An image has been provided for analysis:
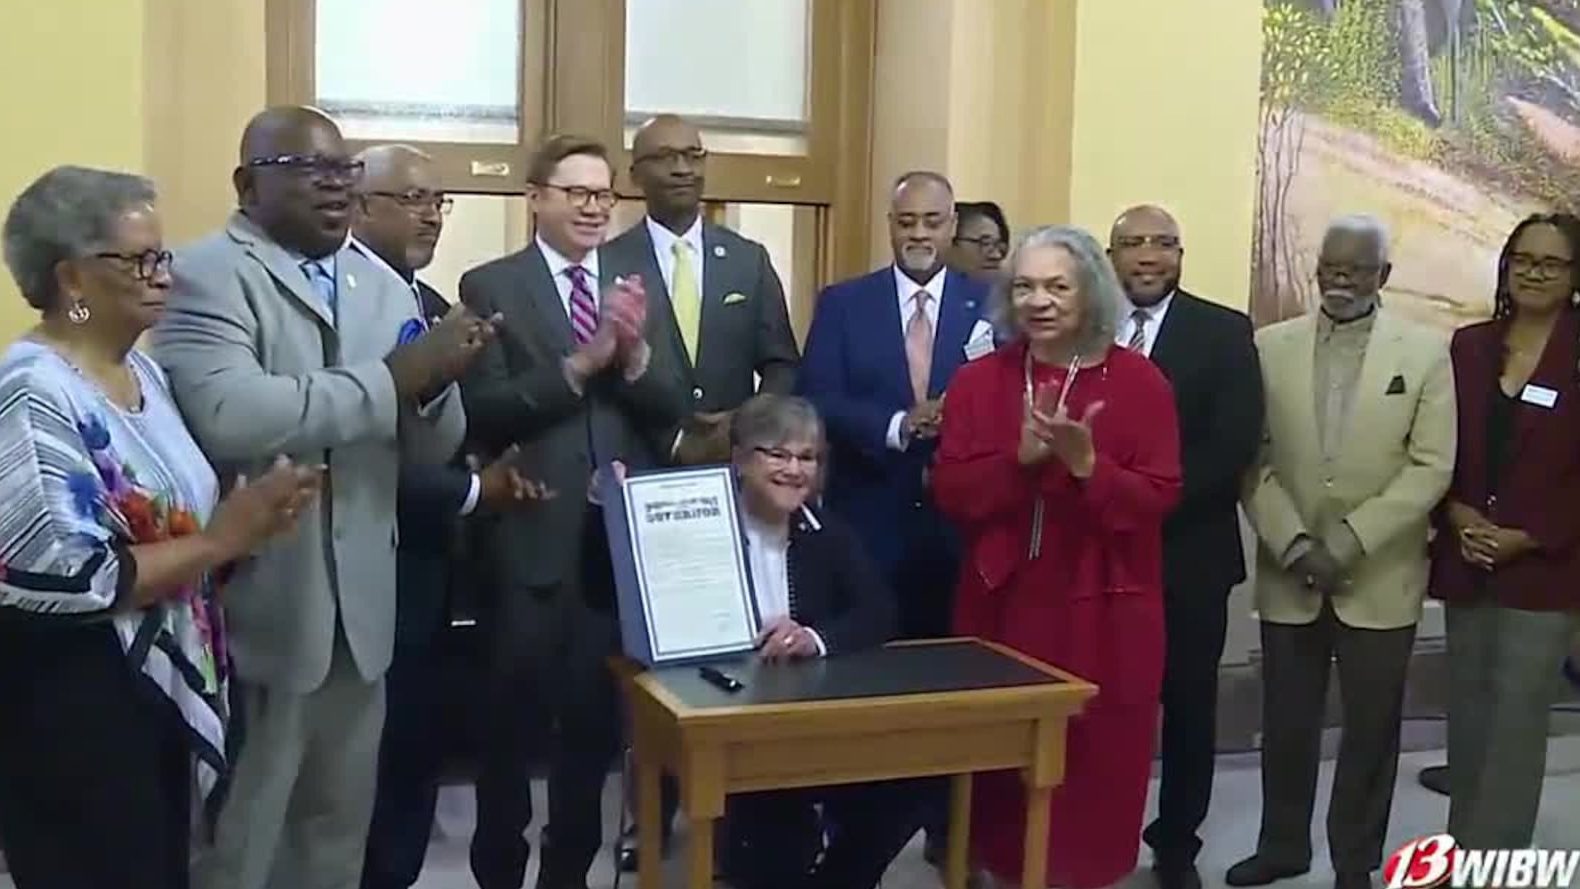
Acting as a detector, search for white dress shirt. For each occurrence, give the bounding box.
[347,236,479,515]
[536,235,601,319]
[743,507,827,656]
[1115,290,1175,358]
[645,215,705,297]
[886,265,947,450]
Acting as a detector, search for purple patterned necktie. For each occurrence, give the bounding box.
[567,265,597,344]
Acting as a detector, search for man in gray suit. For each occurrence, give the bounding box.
[601,113,801,869]
[602,114,799,466]
[460,134,689,889]
[151,106,488,889]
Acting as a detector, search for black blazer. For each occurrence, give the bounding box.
[783,505,896,654]
[1148,290,1264,594]
[395,280,474,646]
[459,243,691,590]
[602,220,800,423]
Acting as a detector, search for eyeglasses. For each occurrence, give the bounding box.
[634,147,708,166]
[363,190,454,216]
[1316,260,1383,279]
[246,154,366,183]
[1509,253,1573,278]
[954,235,1007,255]
[93,249,173,282]
[754,447,820,467]
[1112,234,1181,250]
[536,183,618,210]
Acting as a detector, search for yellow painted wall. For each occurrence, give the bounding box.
[1067,0,1263,310]
[0,0,148,343]
[871,0,1263,311]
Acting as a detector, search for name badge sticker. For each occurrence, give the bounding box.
[1520,383,1559,409]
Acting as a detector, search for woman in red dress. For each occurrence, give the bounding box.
[933,225,1181,888]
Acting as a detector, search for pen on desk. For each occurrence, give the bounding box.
[698,666,744,693]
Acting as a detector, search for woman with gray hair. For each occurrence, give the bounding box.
[933,225,1181,888]
[0,166,319,889]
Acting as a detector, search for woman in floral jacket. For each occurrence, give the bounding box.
[0,167,320,889]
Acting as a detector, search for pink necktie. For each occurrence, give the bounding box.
[906,290,934,403]
[567,265,597,344]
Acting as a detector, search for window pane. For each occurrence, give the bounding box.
[624,0,809,156]
[423,194,528,301]
[720,203,813,338]
[315,0,521,143]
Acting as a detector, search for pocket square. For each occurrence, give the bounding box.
[723,292,747,305]
[1386,374,1406,395]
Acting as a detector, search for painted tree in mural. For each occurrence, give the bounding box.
[1252,0,1580,327]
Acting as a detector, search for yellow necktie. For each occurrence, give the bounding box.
[671,240,701,363]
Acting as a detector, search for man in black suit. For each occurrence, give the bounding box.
[603,113,799,464]
[1108,205,1264,889]
[601,113,801,870]
[459,135,690,889]
[348,144,550,889]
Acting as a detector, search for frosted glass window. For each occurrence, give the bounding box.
[624,0,809,155]
[315,0,521,143]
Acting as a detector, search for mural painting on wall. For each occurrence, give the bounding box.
[1253,0,1580,328]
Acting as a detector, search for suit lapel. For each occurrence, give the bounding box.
[334,252,381,360]
[227,214,336,331]
[1148,292,1189,377]
[1338,310,1402,468]
[1282,315,1321,463]
[697,225,733,374]
[629,221,697,381]
[521,246,575,351]
[929,271,973,395]
[1510,311,1578,452]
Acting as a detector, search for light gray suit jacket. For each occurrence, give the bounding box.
[150,211,465,692]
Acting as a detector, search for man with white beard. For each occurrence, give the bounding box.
[1234,215,1456,889]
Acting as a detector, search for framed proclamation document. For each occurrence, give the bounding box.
[598,466,762,667]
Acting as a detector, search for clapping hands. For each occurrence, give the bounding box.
[1017,381,1104,477]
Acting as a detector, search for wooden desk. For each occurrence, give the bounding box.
[618,638,1095,889]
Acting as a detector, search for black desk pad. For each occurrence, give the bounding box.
[652,640,1061,710]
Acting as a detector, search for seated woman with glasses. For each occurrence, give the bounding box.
[1428,212,1580,850]
[948,201,1010,281]
[712,393,921,889]
[0,166,321,889]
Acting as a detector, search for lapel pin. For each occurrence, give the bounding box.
[713,245,726,258]
[347,273,357,289]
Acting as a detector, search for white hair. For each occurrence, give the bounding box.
[1324,214,1391,264]
[988,225,1121,356]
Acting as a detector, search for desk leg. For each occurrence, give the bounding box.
[1020,784,1051,889]
[946,773,972,889]
[688,817,715,889]
[637,758,663,889]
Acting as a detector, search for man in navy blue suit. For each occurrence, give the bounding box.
[796,170,991,863]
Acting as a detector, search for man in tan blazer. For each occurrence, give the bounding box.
[1231,215,1455,889]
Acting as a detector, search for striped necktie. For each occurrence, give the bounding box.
[1126,308,1149,352]
[566,265,597,344]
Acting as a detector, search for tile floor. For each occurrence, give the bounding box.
[5,737,1577,889]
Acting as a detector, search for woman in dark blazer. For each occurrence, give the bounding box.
[717,393,919,889]
[1429,213,1580,849]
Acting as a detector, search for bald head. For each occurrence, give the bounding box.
[888,171,956,281]
[630,114,705,229]
[355,144,432,191]
[238,105,342,165]
[351,144,444,276]
[1108,204,1183,305]
[1110,205,1179,245]
[232,105,355,259]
